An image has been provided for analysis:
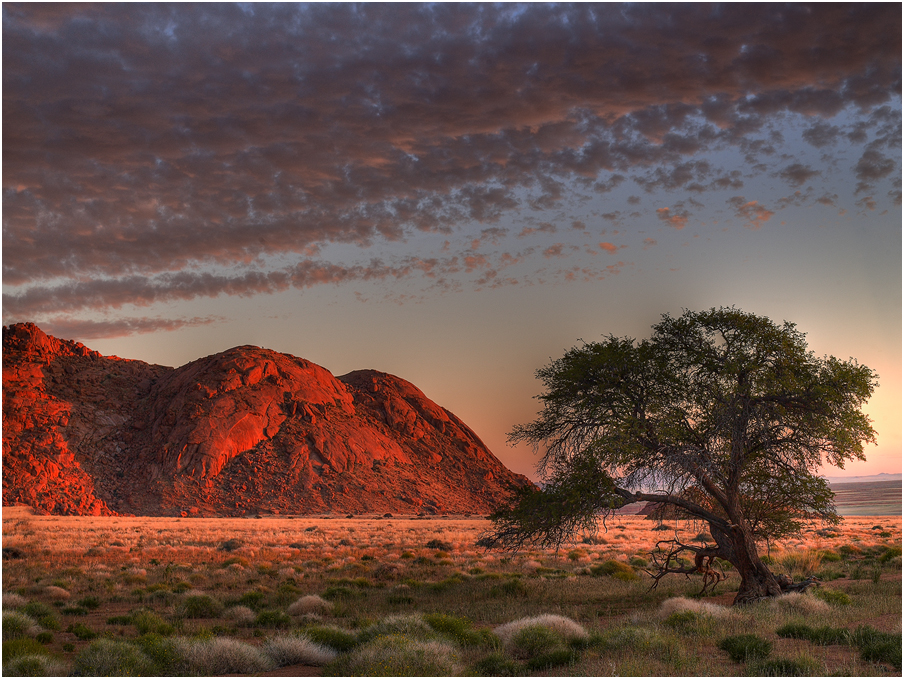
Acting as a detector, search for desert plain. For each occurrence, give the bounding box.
[2,506,901,676]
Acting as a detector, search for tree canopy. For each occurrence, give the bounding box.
[490,308,877,603]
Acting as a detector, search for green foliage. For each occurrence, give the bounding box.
[813,588,851,606]
[34,631,53,645]
[471,651,521,676]
[3,654,68,677]
[525,647,578,671]
[590,560,639,581]
[662,610,714,635]
[323,634,460,677]
[775,623,848,646]
[303,625,359,652]
[323,585,362,601]
[181,594,224,619]
[77,596,101,610]
[748,653,822,676]
[67,623,98,640]
[423,613,495,648]
[718,634,773,663]
[134,633,187,675]
[3,637,49,664]
[488,578,529,598]
[878,545,902,563]
[253,610,293,628]
[130,610,174,636]
[509,624,563,659]
[848,626,902,670]
[72,638,155,677]
[229,591,266,610]
[18,603,59,631]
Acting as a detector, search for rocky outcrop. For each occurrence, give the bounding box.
[3,323,530,516]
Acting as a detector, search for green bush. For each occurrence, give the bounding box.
[229,591,266,610]
[35,631,53,645]
[813,588,851,606]
[472,651,521,676]
[3,612,40,641]
[488,579,529,597]
[181,594,223,619]
[358,615,436,644]
[718,634,773,663]
[878,546,902,564]
[423,613,495,648]
[510,625,563,659]
[3,654,68,677]
[775,623,848,646]
[323,634,461,676]
[323,586,362,601]
[131,610,174,636]
[72,638,155,677]
[303,625,359,652]
[748,653,822,676]
[525,647,578,671]
[61,606,89,616]
[254,610,293,629]
[849,626,902,671]
[67,623,98,641]
[77,596,101,610]
[18,603,60,631]
[589,560,639,581]
[134,633,187,675]
[3,637,49,664]
[818,550,842,562]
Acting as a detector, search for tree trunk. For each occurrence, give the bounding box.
[709,521,782,605]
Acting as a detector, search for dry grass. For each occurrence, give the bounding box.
[1,509,899,676]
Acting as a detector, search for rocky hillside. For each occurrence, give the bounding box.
[2,323,530,516]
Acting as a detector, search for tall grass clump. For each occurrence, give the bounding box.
[718,634,773,663]
[323,635,461,676]
[180,593,224,619]
[658,597,731,619]
[3,654,68,677]
[288,594,332,616]
[423,613,496,648]
[3,611,41,640]
[18,603,60,632]
[3,637,49,664]
[263,633,337,666]
[493,614,589,650]
[748,652,823,676]
[849,626,902,671]
[778,550,823,577]
[768,592,831,615]
[71,638,155,677]
[302,624,359,652]
[590,560,639,581]
[2,593,28,609]
[358,614,436,643]
[471,651,520,676]
[178,637,275,675]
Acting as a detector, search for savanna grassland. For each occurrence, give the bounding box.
[2,508,901,676]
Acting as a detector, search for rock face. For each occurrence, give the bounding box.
[3,323,531,516]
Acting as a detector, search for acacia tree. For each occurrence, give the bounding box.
[489,308,877,604]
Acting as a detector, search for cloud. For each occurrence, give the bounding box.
[37,316,222,341]
[727,196,775,230]
[543,244,567,258]
[1,3,900,330]
[778,163,820,188]
[642,237,657,250]
[656,207,690,230]
[599,242,618,254]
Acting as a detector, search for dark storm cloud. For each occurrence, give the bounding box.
[3,3,901,322]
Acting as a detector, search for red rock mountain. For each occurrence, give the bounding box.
[2,323,530,516]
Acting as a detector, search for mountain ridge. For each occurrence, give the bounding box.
[2,323,530,516]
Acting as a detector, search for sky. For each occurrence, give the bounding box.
[3,3,901,481]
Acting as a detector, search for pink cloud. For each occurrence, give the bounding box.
[599,242,618,254]
[727,197,775,230]
[656,207,690,230]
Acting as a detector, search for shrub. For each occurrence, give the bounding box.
[358,614,436,643]
[17,603,59,631]
[3,612,41,640]
[748,653,822,676]
[849,626,902,671]
[658,597,731,619]
[589,560,638,581]
[178,637,275,675]
[719,634,773,663]
[4,654,68,677]
[494,614,588,650]
[818,550,842,562]
[35,631,53,645]
[426,539,453,551]
[134,633,187,675]
[508,624,563,659]
[131,610,174,636]
[813,588,851,606]
[472,651,520,676]
[219,538,243,552]
[254,610,293,629]
[488,579,529,597]
[67,623,97,641]
[71,638,155,677]
[663,610,714,635]
[525,647,578,671]
[181,594,223,619]
[303,625,359,652]
[224,605,256,625]
[423,612,495,648]
[775,623,848,646]
[779,551,823,577]
[323,634,461,676]
[2,593,28,609]
[322,586,361,601]
[769,592,830,615]
[288,594,332,616]
[77,596,101,610]
[263,633,337,666]
[3,637,49,663]
[878,546,902,564]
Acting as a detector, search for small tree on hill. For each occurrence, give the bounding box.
[489,308,877,604]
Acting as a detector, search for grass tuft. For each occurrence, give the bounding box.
[718,634,773,663]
